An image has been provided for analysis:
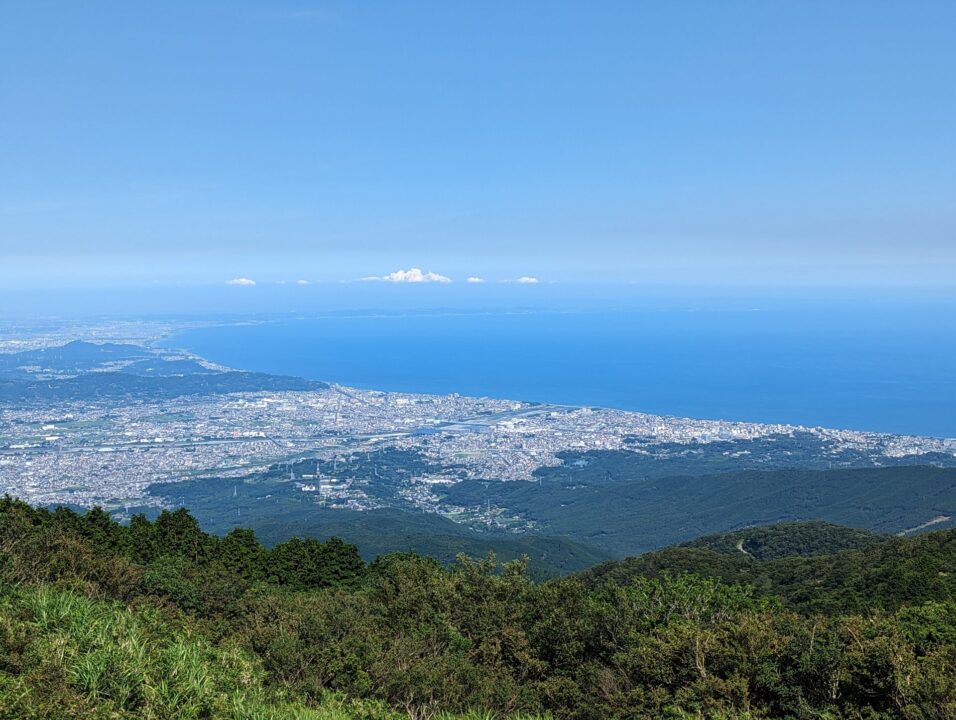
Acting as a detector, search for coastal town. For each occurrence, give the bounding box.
[2,333,954,516]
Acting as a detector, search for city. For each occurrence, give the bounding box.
[2,330,954,527]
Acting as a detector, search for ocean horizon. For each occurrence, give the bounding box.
[159,301,956,439]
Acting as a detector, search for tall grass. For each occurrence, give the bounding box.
[3,585,266,718]
[0,583,552,719]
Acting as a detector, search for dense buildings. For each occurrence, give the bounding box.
[2,332,954,520]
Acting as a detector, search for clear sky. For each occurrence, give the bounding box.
[1,1,954,290]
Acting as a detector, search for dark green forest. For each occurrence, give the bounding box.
[145,474,610,579]
[2,498,956,718]
[680,521,884,560]
[144,458,956,570]
[441,462,956,556]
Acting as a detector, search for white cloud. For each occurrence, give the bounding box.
[226,277,257,286]
[295,279,311,285]
[466,276,485,284]
[516,276,539,284]
[361,267,452,283]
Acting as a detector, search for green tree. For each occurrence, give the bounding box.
[153,508,208,561]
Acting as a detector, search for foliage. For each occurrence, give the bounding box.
[146,475,611,579]
[682,521,884,560]
[2,496,956,719]
[441,459,956,556]
[585,524,956,616]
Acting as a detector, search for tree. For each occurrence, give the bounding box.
[219,527,265,581]
[151,508,210,562]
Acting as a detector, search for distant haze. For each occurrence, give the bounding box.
[1,2,954,288]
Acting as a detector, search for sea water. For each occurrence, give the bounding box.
[160,296,956,438]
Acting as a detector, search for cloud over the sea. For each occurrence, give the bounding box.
[361,268,452,283]
[226,277,257,286]
[466,276,485,284]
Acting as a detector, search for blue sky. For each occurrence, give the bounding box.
[1,1,954,289]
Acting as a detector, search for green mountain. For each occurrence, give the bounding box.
[583,522,956,615]
[0,340,153,376]
[142,461,956,574]
[4,498,956,719]
[441,463,956,556]
[0,340,328,403]
[682,520,885,559]
[145,476,609,578]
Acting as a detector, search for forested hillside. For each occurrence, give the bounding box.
[682,521,884,559]
[2,498,956,719]
[441,463,956,556]
[145,475,611,579]
[584,523,956,615]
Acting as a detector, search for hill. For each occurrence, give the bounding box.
[441,463,956,556]
[3,498,956,719]
[583,522,956,615]
[682,520,884,559]
[145,476,609,578]
[0,340,153,377]
[0,370,327,404]
[0,340,328,403]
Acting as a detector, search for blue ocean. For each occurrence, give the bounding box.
[161,296,956,438]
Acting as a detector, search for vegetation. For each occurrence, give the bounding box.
[147,455,956,573]
[3,497,956,718]
[145,474,610,579]
[682,521,884,560]
[0,341,154,378]
[584,523,956,615]
[0,340,328,403]
[441,462,956,555]
[0,370,326,405]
